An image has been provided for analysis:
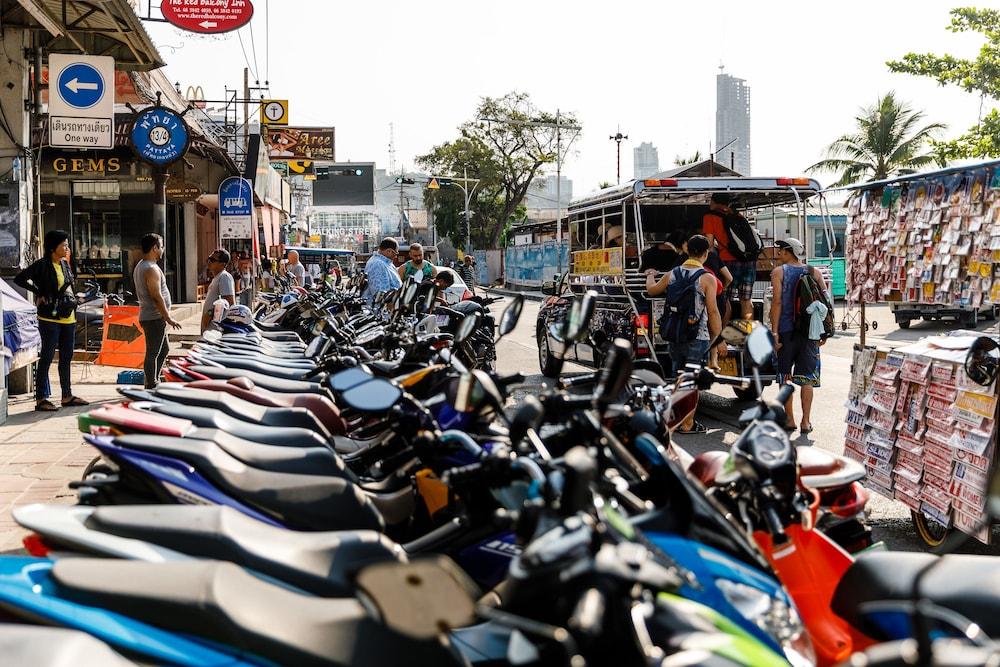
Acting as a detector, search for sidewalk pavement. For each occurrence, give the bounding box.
[481,285,545,302]
[0,305,203,553]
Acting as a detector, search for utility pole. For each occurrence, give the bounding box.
[399,176,405,240]
[480,112,581,274]
[609,128,628,184]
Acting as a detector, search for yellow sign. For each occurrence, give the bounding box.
[260,99,289,126]
[309,235,322,244]
[572,248,624,275]
[288,160,313,173]
[427,178,440,190]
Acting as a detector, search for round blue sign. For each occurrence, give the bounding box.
[130,107,191,166]
[57,62,105,109]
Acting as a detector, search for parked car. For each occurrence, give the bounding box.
[434,266,473,304]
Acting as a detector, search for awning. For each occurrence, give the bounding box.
[5,0,164,71]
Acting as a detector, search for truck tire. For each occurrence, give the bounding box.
[898,319,910,329]
[537,329,561,378]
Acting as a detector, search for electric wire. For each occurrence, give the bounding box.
[236,28,258,80]
[248,22,261,83]
[265,0,270,83]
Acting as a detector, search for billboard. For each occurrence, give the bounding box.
[311,163,375,207]
[266,126,334,161]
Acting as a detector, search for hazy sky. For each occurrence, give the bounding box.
[146,0,992,196]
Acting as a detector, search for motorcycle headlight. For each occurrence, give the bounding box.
[716,579,816,667]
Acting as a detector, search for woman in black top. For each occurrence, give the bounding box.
[14,230,88,411]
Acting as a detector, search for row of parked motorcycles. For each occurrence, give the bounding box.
[2,275,1000,666]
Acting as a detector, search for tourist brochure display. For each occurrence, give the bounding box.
[845,333,998,543]
[845,161,1000,313]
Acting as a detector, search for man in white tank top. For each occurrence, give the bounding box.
[134,234,181,388]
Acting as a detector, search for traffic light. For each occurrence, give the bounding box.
[395,176,415,185]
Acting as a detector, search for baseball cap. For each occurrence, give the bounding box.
[775,238,805,259]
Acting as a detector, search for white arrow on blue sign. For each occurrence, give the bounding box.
[57,62,105,109]
[47,54,115,149]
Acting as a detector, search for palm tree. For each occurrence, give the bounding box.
[808,92,945,187]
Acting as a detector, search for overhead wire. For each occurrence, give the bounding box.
[236,28,258,80]
[265,0,270,83]
[248,21,261,83]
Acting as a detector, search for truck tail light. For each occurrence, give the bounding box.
[635,314,650,356]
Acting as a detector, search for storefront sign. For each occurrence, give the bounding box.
[51,156,123,175]
[267,127,334,161]
[166,181,203,203]
[48,53,115,149]
[572,248,623,275]
[160,0,254,34]
[219,176,253,239]
[130,106,191,166]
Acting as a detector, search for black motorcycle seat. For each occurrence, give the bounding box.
[832,551,1000,638]
[185,366,325,394]
[220,334,305,350]
[201,341,309,360]
[50,559,454,667]
[85,505,401,597]
[151,385,330,437]
[113,434,383,532]
[146,403,330,449]
[196,351,316,369]
[368,360,401,378]
[190,356,315,381]
[124,429,349,479]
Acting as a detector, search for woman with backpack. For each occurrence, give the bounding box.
[770,238,830,435]
[645,234,723,434]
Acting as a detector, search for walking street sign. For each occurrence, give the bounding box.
[48,54,114,149]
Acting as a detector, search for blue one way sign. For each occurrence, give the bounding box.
[57,62,105,109]
[48,53,115,149]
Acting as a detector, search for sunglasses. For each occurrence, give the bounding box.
[208,255,225,263]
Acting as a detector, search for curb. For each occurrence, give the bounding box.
[482,286,545,302]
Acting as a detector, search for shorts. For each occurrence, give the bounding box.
[776,331,821,387]
[726,261,757,301]
[667,338,709,376]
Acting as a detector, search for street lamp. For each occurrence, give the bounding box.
[609,128,628,184]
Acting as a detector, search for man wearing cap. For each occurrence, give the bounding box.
[703,193,755,320]
[770,238,827,434]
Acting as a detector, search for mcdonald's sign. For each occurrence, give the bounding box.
[185,85,206,109]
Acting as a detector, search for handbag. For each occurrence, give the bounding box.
[45,262,76,319]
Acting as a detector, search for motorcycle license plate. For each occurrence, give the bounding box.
[436,313,450,326]
[718,356,739,376]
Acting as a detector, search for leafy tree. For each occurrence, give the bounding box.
[807,92,945,186]
[418,92,580,250]
[597,180,613,189]
[887,7,1000,160]
[673,150,702,166]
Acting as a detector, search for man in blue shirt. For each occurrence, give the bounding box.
[363,237,403,305]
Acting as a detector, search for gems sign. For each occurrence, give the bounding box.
[160,0,254,34]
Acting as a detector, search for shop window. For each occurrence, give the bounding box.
[813,228,846,258]
[72,181,121,278]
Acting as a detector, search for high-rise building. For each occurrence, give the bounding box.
[633,142,659,179]
[716,67,751,176]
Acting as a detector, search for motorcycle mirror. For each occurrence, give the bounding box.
[447,370,503,414]
[596,338,633,405]
[498,295,524,338]
[402,280,420,308]
[633,432,668,467]
[340,378,403,413]
[328,366,374,393]
[745,325,775,368]
[454,311,481,345]
[355,556,477,640]
[509,395,545,445]
[422,284,439,312]
[965,336,999,387]
[563,290,597,343]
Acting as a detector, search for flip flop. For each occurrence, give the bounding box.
[35,400,59,412]
[800,424,814,434]
[676,420,707,435]
[61,396,89,407]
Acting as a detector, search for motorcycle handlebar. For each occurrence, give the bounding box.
[762,503,788,545]
[496,372,525,389]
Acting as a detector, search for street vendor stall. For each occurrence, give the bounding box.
[843,160,1000,331]
[846,332,999,549]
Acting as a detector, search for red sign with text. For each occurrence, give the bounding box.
[161,0,254,34]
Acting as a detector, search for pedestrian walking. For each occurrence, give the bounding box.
[770,238,829,434]
[286,249,306,287]
[703,194,762,320]
[362,237,402,306]
[645,235,722,433]
[397,242,436,283]
[201,248,236,333]
[14,230,88,411]
[458,254,477,293]
[133,234,182,389]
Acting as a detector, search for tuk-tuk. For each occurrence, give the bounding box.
[536,176,832,399]
[285,246,357,283]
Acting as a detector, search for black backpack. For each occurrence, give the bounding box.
[792,268,835,340]
[657,267,707,344]
[717,210,763,262]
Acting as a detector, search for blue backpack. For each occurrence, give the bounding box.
[658,267,706,344]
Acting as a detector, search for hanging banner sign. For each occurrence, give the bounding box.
[219,176,254,239]
[160,0,254,34]
[129,106,190,166]
[95,305,146,369]
[266,127,334,161]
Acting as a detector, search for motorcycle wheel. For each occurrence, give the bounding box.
[732,385,759,401]
[537,329,561,378]
[911,509,951,552]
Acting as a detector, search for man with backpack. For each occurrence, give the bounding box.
[770,238,832,435]
[703,193,762,321]
[645,234,723,434]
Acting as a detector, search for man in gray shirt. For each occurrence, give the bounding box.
[287,249,306,287]
[201,248,236,332]
[133,234,181,389]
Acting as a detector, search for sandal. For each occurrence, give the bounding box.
[676,420,708,435]
[61,396,89,407]
[35,400,59,412]
[800,423,814,435]
[783,423,797,433]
